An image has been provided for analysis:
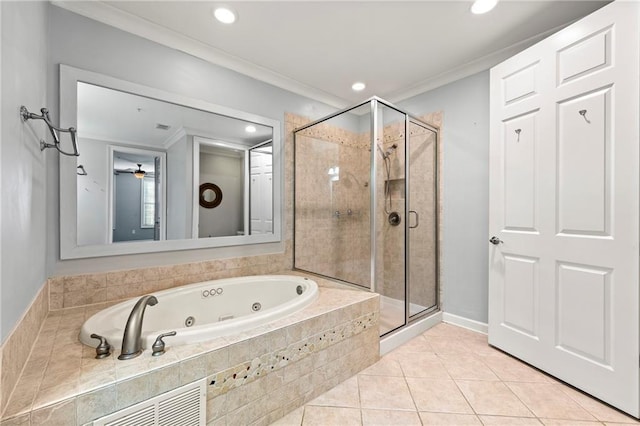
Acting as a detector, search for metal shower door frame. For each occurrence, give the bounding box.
[292,97,440,331]
[372,99,440,333]
[405,116,440,326]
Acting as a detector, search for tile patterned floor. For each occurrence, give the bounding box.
[271,323,640,426]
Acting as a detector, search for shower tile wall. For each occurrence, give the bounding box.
[375,112,405,305]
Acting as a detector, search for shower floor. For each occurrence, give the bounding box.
[379,295,432,335]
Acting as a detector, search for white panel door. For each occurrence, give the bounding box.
[489,1,639,416]
[250,151,273,234]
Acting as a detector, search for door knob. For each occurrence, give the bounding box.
[489,236,503,245]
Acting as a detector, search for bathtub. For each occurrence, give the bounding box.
[79,275,318,350]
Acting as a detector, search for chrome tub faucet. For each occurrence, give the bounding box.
[118,295,158,360]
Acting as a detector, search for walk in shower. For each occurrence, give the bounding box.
[293,97,439,336]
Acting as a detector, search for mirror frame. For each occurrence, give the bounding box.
[59,64,282,259]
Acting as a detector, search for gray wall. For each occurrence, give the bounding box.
[77,137,111,246]
[166,135,191,240]
[1,1,49,342]
[399,71,490,324]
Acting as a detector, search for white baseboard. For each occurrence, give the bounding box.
[442,312,488,335]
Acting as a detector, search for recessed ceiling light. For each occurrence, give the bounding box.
[471,0,498,14]
[213,7,237,24]
[352,82,366,92]
[245,125,257,133]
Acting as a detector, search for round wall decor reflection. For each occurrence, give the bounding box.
[199,183,223,208]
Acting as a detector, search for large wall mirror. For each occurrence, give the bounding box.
[60,65,282,259]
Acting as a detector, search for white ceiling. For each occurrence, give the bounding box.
[57,1,610,107]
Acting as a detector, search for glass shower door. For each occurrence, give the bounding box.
[294,103,372,289]
[376,103,407,335]
[407,120,438,318]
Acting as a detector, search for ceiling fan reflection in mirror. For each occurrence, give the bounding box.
[114,163,150,179]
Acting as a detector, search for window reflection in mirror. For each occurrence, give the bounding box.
[75,81,275,246]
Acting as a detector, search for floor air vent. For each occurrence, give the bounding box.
[94,380,206,426]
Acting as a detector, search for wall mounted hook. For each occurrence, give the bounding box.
[579,109,591,124]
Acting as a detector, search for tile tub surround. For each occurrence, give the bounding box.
[0,281,49,416]
[0,276,379,425]
[48,253,292,310]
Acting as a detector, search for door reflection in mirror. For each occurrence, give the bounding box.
[110,147,166,243]
[250,141,273,234]
[198,142,244,238]
[193,138,273,238]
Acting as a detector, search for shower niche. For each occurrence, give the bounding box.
[293,97,439,336]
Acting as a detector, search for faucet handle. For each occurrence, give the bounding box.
[90,333,111,359]
[151,331,177,357]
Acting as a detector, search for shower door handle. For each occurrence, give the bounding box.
[409,210,419,229]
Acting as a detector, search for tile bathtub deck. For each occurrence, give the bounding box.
[0,274,379,424]
[273,323,640,426]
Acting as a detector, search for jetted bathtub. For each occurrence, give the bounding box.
[79,275,318,350]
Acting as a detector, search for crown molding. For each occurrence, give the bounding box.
[387,22,569,103]
[51,1,352,110]
[162,127,187,150]
[52,1,572,110]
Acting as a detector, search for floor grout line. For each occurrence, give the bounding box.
[285,322,640,426]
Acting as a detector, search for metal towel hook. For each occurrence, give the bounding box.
[20,106,79,156]
[579,109,591,124]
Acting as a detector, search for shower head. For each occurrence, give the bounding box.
[378,143,398,160]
